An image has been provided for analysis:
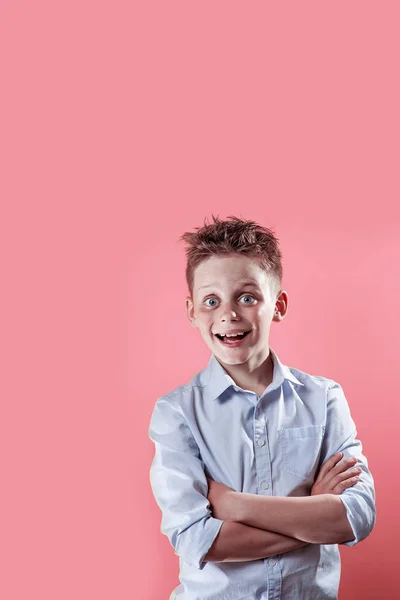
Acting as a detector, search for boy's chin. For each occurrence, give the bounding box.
[215,354,249,366]
[211,342,251,362]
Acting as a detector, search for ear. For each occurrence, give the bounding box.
[185,296,197,327]
[273,290,289,321]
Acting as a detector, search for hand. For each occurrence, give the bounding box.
[206,476,238,521]
[311,452,362,496]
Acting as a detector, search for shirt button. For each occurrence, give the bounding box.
[269,559,276,566]
[261,481,269,490]
[257,438,266,446]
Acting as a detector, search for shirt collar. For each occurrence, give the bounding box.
[199,346,304,402]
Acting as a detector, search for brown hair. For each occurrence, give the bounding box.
[178,214,283,298]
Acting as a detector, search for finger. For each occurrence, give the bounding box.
[332,476,360,494]
[328,467,362,491]
[315,452,343,482]
[334,466,362,483]
[332,456,358,475]
[322,456,359,486]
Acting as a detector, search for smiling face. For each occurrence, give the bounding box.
[185,254,288,371]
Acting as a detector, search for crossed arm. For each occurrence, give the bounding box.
[203,520,309,563]
[149,387,375,568]
[204,453,358,563]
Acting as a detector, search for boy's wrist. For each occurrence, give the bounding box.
[216,490,247,523]
[232,491,251,523]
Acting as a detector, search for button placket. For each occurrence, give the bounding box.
[253,397,282,600]
[254,406,272,496]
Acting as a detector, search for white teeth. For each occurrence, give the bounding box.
[222,332,246,337]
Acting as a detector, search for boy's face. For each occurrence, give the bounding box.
[185,254,288,367]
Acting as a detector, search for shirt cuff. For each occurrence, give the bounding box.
[338,493,365,546]
[176,516,225,570]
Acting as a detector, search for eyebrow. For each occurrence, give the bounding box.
[198,280,260,292]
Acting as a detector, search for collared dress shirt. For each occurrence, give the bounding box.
[148,346,376,600]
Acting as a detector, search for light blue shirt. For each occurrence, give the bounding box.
[148,347,376,600]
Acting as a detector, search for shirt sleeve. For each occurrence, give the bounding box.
[319,380,376,546]
[148,395,225,569]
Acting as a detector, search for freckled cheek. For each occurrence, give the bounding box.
[196,314,214,335]
[251,310,269,336]
[257,307,271,322]
[206,318,214,335]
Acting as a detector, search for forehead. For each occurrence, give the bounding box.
[193,255,268,292]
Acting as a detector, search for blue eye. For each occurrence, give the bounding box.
[204,295,256,307]
[241,295,255,304]
[204,298,218,307]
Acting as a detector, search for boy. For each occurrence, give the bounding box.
[148,215,376,599]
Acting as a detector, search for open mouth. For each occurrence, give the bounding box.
[215,330,251,343]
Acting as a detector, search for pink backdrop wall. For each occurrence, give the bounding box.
[1,2,398,599]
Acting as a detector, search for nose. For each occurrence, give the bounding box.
[219,302,240,322]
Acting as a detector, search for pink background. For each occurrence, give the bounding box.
[1,2,398,599]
